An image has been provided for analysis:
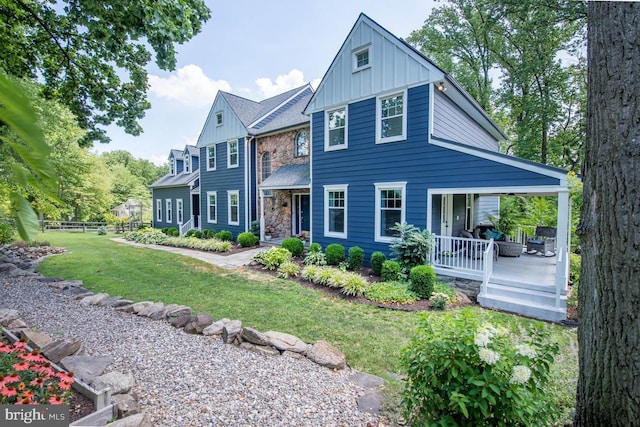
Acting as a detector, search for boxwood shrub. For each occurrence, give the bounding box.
[347,246,364,271]
[409,265,436,299]
[216,230,233,241]
[307,242,322,253]
[381,260,401,282]
[325,243,345,265]
[282,237,304,257]
[370,251,387,276]
[237,232,258,248]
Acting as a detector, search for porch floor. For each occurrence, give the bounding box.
[492,252,556,287]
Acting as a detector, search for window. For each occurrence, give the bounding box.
[228,191,239,225]
[261,152,272,197]
[375,182,406,242]
[169,157,176,175]
[165,199,172,223]
[183,153,191,174]
[228,139,238,168]
[156,199,162,222]
[353,44,371,72]
[324,185,347,238]
[176,199,183,224]
[216,112,223,126]
[207,191,217,223]
[325,107,347,150]
[207,145,216,170]
[377,91,406,143]
[295,131,309,157]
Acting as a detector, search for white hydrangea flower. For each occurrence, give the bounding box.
[510,365,532,384]
[478,323,498,338]
[515,344,537,358]
[478,348,500,365]
[474,332,491,347]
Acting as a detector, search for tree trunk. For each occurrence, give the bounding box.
[575,3,640,425]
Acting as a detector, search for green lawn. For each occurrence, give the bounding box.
[35,231,577,422]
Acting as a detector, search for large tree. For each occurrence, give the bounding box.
[0,0,210,145]
[574,2,640,425]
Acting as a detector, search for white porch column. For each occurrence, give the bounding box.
[259,189,265,241]
[555,190,570,307]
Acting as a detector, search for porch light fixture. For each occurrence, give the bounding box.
[437,81,447,92]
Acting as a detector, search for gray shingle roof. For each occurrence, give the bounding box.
[149,170,199,189]
[251,87,313,135]
[185,145,199,157]
[170,149,183,160]
[259,164,310,190]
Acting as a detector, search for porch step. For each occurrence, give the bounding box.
[485,283,566,308]
[490,277,567,296]
[478,290,567,323]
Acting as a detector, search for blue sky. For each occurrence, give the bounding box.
[94,1,438,165]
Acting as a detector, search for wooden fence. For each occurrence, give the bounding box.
[40,220,152,233]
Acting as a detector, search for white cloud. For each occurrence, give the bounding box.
[256,69,317,98]
[149,65,231,107]
[150,154,168,166]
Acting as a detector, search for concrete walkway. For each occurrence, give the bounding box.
[112,238,265,269]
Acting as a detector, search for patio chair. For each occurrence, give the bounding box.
[526,226,556,255]
[460,230,498,261]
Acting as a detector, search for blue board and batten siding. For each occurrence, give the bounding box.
[198,139,246,236]
[311,84,561,259]
[152,187,192,230]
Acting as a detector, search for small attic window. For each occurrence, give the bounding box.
[353,44,371,72]
[216,112,223,126]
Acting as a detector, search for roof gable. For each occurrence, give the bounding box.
[196,92,250,147]
[305,13,445,113]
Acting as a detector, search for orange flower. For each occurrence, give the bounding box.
[15,397,32,405]
[17,382,25,391]
[48,395,63,405]
[29,377,45,388]
[13,361,30,371]
[1,386,17,397]
[58,381,72,391]
[20,390,33,400]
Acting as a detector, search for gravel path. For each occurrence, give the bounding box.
[0,273,381,426]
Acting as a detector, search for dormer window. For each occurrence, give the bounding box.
[295,130,309,157]
[170,157,176,176]
[216,111,223,126]
[353,44,371,72]
[184,152,191,174]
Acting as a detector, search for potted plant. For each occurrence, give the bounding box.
[264,225,275,240]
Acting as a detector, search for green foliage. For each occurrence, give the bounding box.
[253,247,292,270]
[303,251,327,266]
[216,230,233,241]
[250,220,260,237]
[429,293,449,310]
[185,230,202,239]
[124,228,167,245]
[300,265,320,282]
[237,232,258,248]
[370,251,387,276]
[282,237,304,257]
[389,223,435,272]
[339,273,369,297]
[277,261,300,279]
[402,309,560,426]
[381,260,402,282]
[307,242,322,253]
[167,227,179,237]
[409,265,436,299]
[202,229,216,239]
[347,246,364,271]
[97,225,107,236]
[325,243,346,265]
[364,282,419,304]
[568,253,581,309]
[306,266,369,297]
[312,267,335,286]
[0,222,16,245]
[162,237,232,252]
[433,281,457,302]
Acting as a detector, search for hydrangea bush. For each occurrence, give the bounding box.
[402,309,560,426]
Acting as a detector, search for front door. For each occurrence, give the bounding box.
[440,194,453,237]
[192,194,200,229]
[293,194,310,235]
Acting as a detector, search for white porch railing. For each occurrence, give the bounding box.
[431,235,494,275]
[179,218,193,236]
[481,239,495,296]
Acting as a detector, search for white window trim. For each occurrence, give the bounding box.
[324,106,348,151]
[228,190,240,226]
[165,199,172,224]
[176,199,183,225]
[156,199,162,222]
[183,154,191,174]
[169,157,176,176]
[206,145,216,171]
[227,139,239,168]
[352,43,372,73]
[216,111,223,126]
[295,131,309,157]
[374,182,407,243]
[324,184,348,239]
[206,191,217,224]
[376,89,407,144]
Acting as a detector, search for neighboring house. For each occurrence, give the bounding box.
[111,198,147,220]
[150,145,200,234]
[304,14,572,321]
[196,84,313,239]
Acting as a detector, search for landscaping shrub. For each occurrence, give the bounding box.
[303,251,327,266]
[370,251,387,276]
[237,232,258,248]
[313,267,335,286]
[135,229,167,244]
[325,243,345,265]
[167,227,179,236]
[339,272,369,297]
[250,220,260,237]
[433,281,457,302]
[568,253,581,309]
[253,247,291,270]
[97,225,107,235]
[282,237,304,257]
[161,236,232,252]
[430,292,449,310]
[0,222,15,245]
[307,242,322,253]
[301,265,320,281]
[161,227,169,234]
[202,229,216,239]
[277,261,300,279]
[185,229,202,238]
[364,282,419,304]
[216,230,233,241]
[409,265,436,299]
[402,309,560,426]
[347,246,364,271]
[389,222,435,272]
[381,260,401,282]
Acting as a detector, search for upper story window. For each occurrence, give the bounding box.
[169,157,176,175]
[353,44,371,72]
[183,153,191,174]
[228,139,238,168]
[261,152,272,197]
[325,107,347,151]
[216,112,223,126]
[295,130,309,157]
[377,90,407,143]
[207,145,216,171]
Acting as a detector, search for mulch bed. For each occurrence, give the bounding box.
[69,389,95,423]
